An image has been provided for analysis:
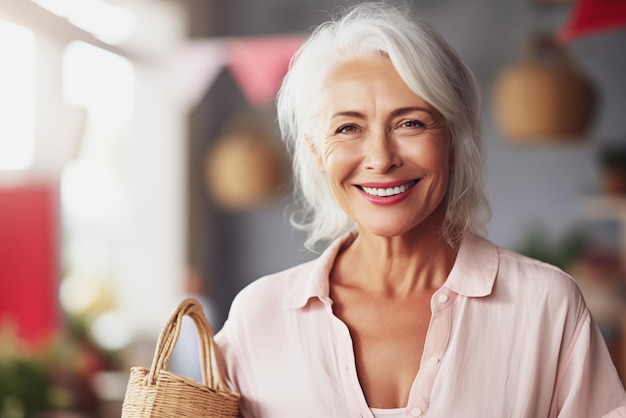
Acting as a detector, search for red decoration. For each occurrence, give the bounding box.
[561,0,626,41]
[228,37,303,107]
[0,183,59,346]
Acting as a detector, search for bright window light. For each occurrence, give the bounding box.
[63,40,134,126]
[61,160,126,221]
[31,0,135,45]
[60,41,133,221]
[0,20,36,171]
[90,310,134,351]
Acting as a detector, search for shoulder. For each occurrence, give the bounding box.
[495,245,587,315]
[226,258,318,319]
[497,246,579,287]
[226,233,352,319]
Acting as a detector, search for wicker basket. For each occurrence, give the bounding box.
[492,33,594,142]
[121,298,240,417]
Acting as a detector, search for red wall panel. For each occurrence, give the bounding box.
[0,183,59,345]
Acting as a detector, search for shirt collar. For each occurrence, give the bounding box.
[285,231,498,309]
[285,232,356,310]
[444,233,498,297]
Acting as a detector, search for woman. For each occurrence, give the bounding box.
[215,3,626,417]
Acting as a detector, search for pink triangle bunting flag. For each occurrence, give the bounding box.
[228,36,303,108]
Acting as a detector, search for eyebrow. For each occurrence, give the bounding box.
[329,110,364,120]
[329,106,433,120]
[391,106,433,118]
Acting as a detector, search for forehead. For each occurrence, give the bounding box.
[319,56,435,115]
[323,56,403,90]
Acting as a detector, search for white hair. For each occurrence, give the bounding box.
[276,2,490,251]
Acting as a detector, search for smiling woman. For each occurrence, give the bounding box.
[313,56,453,240]
[214,3,626,417]
[277,8,487,251]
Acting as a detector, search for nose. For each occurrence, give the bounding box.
[363,129,401,173]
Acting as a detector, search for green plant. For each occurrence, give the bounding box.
[0,325,94,418]
[599,145,626,170]
[515,222,589,271]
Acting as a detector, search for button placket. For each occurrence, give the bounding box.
[328,313,371,415]
[406,289,454,417]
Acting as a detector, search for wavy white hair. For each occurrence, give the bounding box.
[276,2,490,251]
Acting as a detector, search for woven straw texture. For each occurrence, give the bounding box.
[121,298,240,417]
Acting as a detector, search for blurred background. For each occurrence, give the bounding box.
[0,0,625,416]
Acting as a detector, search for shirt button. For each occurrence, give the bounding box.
[411,408,423,417]
[438,294,449,303]
[429,356,440,366]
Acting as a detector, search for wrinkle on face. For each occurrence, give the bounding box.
[315,59,450,171]
[308,55,454,241]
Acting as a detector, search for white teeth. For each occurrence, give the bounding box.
[362,180,416,197]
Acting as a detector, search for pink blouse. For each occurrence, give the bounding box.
[215,233,626,417]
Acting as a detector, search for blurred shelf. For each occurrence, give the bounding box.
[579,195,626,221]
[579,195,626,254]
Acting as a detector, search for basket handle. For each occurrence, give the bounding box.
[144,298,228,391]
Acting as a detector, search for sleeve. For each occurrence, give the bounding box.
[552,310,626,417]
[215,315,257,418]
[213,273,292,418]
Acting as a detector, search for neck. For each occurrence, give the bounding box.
[335,217,459,298]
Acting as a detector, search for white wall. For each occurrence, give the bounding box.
[115,0,190,337]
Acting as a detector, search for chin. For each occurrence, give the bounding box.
[359,222,416,238]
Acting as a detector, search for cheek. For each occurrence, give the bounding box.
[425,136,453,171]
[401,140,451,172]
[437,149,453,172]
[321,140,360,173]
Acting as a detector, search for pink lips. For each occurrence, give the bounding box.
[357,179,417,205]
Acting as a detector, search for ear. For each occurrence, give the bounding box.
[305,135,326,173]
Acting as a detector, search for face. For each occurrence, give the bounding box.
[313,56,453,238]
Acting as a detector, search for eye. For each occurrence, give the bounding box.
[400,119,426,129]
[335,124,360,134]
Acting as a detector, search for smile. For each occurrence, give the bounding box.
[360,180,417,197]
